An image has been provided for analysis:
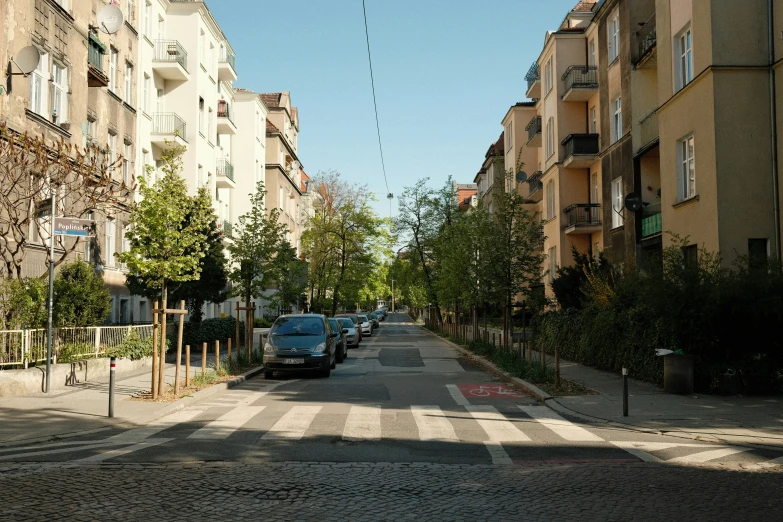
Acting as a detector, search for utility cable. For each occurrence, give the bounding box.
[362,0,391,199]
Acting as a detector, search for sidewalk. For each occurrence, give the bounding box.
[545,355,783,450]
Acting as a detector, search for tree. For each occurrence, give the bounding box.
[0,124,132,280]
[118,145,212,307]
[53,259,111,327]
[0,278,47,329]
[267,241,308,314]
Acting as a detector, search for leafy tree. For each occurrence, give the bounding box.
[267,240,308,314]
[53,259,111,326]
[0,278,47,329]
[551,246,611,310]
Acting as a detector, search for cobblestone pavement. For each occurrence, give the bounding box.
[0,461,781,521]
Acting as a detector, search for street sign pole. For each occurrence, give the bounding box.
[45,185,56,393]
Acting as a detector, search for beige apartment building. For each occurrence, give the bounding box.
[0,0,138,323]
[473,134,504,214]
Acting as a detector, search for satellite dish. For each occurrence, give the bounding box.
[516,171,527,183]
[14,46,41,75]
[97,4,124,35]
[624,193,643,212]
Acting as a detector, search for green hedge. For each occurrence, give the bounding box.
[169,317,245,349]
[254,317,273,328]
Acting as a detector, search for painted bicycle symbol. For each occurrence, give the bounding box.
[465,385,522,398]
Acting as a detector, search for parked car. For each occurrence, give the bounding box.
[337,317,359,348]
[334,313,362,342]
[327,318,348,362]
[368,312,380,329]
[263,314,339,379]
[357,314,372,337]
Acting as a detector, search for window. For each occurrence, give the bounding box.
[108,133,118,169]
[53,0,68,8]
[139,300,148,322]
[546,179,555,220]
[612,97,622,143]
[50,62,68,124]
[198,165,204,187]
[105,218,116,267]
[208,109,213,142]
[157,16,165,40]
[592,173,599,203]
[589,39,596,66]
[611,177,624,228]
[198,97,204,134]
[546,117,555,158]
[679,135,696,200]
[256,111,261,137]
[144,1,151,37]
[142,74,149,112]
[156,89,163,114]
[86,119,97,146]
[608,12,620,62]
[548,246,557,284]
[544,58,553,94]
[122,224,131,261]
[83,211,94,262]
[29,51,48,116]
[676,27,693,91]
[279,187,284,210]
[590,106,597,134]
[142,149,149,174]
[748,239,769,270]
[199,30,206,65]
[505,122,512,151]
[209,44,214,75]
[127,0,135,26]
[122,143,131,184]
[109,49,118,92]
[681,244,698,268]
[124,63,133,104]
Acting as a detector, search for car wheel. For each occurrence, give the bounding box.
[330,353,336,369]
[337,345,345,363]
[264,370,274,379]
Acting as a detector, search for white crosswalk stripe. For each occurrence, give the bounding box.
[343,405,382,441]
[466,405,530,442]
[411,406,459,441]
[189,406,266,440]
[262,406,322,440]
[74,438,173,463]
[667,447,751,463]
[517,405,603,442]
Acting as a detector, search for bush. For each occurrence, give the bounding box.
[254,317,273,328]
[172,317,245,349]
[57,342,95,363]
[53,260,111,327]
[0,278,47,329]
[107,331,158,361]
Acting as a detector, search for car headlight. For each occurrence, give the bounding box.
[264,343,274,354]
[313,342,326,353]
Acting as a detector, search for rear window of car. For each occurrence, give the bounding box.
[358,315,368,322]
[337,318,353,329]
[336,314,358,325]
[271,317,325,336]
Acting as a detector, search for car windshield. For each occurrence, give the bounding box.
[337,315,358,325]
[358,315,368,322]
[271,317,325,336]
[338,318,353,329]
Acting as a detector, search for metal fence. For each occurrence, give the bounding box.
[154,40,188,71]
[0,324,154,369]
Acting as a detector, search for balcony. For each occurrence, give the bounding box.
[526,116,542,147]
[152,40,189,81]
[218,50,237,81]
[525,62,541,99]
[151,113,188,150]
[638,109,659,151]
[641,202,662,238]
[562,134,599,168]
[87,34,108,87]
[563,204,601,235]
[216,158,235,188]
[217,101,237,135]
[561,66,598,102]
[531,226,544,251]
[221,220,233,239]
[526,171,543,202]
[634,16,657,69]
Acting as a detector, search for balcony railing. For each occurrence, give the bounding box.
[635,16,657,65]
[152,113,187,138]
[154,40,188,71]
[527,171,543,197]
[531,226,544,250]
[219,49,235,69]
[563,133,599,158]
[525,62,540,92]
[563,204,601,229]
[526,116,542,142]
[641,202,662,237]
[221,220,233,239]
[638,109,659,149]
[216,158,235,182]
[217,101,233,122]
[562,65,598,92]
[88,35,105,72]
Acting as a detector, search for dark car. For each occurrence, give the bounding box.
[328,317,348,361]
[263,314,339,379]
[368,311,380,329]
[334,313,362,342]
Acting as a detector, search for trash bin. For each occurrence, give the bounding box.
[663,354,694,394]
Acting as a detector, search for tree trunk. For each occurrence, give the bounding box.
[158,283,168,397]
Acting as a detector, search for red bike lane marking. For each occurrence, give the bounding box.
[456,384,523,398]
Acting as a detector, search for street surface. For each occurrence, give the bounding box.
[0,314,781,520]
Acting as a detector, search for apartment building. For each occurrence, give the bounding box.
[455,183,478,211]
[233,89,269,220]
[0,0,138,323]
[473,134,504,214]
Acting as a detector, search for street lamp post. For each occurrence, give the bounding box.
[391,279,395,313]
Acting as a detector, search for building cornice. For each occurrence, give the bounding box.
[265,164,303,195]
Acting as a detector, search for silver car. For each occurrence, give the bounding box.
[337,317,359,348]
[357,314,372,336]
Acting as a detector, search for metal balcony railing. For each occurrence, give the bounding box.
[527,171,543,195]
[563,204,601,229]
[154,40,188,71]
[562,65,598,92]
[88,34,105,72]
[217,102,234,124]
[219,49,235,69]
[531,226,544,249]
[641,202,662,237]
[562,134,599,158]
[216,158,235,182]
[525,62,540,91]
[152,113,187,138]
[638,108,659,148]
[635,16,657,65]
[526,116,542,142]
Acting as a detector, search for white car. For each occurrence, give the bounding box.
[357,314,372,336]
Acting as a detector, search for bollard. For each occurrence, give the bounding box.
[227,337,232,364]
[622,367,629,417]
[108,356,116,418]
[185,345,190,387]
[202,342,207,375]
[215,340,220,372]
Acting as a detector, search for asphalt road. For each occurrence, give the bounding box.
[1,313,781,521]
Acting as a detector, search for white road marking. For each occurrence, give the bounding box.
[610,441,664,463]
[74,438,173,463]
[446,384,470,406]
[410,406,459,441]
[517,406,603,442]
[668,447,751,463]
[0,439,120,454]
[467,405,531,442]
[483,441,513,465]
[108,407,208,442]
[342,405,382,441]
[0,441,120,461]
[188,406,266,440]
[262,406,322,440]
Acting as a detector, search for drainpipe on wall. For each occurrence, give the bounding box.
[769,0,782,259]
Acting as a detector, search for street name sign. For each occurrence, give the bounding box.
[54,217,95,237]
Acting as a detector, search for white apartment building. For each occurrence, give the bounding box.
[232,89,269,222]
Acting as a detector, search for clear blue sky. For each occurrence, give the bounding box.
[209,0,577,219]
